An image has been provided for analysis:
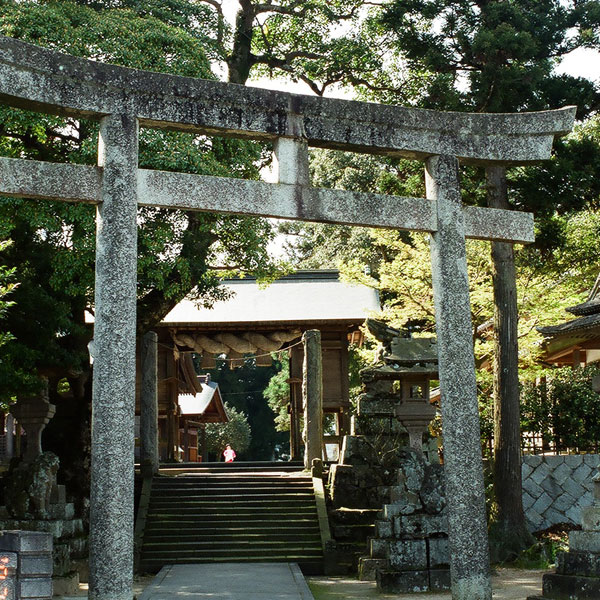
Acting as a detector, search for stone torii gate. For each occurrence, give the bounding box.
[0,36,574,600]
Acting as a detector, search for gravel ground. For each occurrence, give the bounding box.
[306,568,548,600]
[57,568,548,599]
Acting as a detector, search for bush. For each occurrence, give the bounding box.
[521,365,600,452]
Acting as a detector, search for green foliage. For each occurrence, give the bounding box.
[204,402,251,459]
[378,0,599,116]
[263,354,291,432]
[521,365,600,452]
[0,240,17,410]
[0,0,285,399]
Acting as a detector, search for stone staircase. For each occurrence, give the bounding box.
[138,462,325,575]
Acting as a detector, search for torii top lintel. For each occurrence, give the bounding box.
[0,36,575,166]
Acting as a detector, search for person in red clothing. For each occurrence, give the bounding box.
[223,444,236,463]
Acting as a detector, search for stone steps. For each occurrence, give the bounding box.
[139,464,324,575]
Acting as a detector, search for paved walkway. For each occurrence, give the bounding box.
[137,563,315,600]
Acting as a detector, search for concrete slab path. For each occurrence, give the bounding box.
[137,563,315,600]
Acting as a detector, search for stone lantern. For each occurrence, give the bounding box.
[386,337,438,451]
[9,377,55,463]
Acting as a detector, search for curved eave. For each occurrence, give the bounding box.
[0,36,575,165]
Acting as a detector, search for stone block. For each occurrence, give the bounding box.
[544,508,567,529]
[377,569,429,593]
[382,505,402,520]
[543,572,600,600]
[563,455,584,468]
[389,539,427,570]
[582,506,600,531]
[420,464,445,514]
[369,538,388,559]
[394,514,426,538]
[522,479,541,499]
[583,455,600,468]
[570,531,600,553]
[52,572,79,596]
[340,436,378,466]
[16,576,53,599]
[375,486,391,506]
[572,463,593,485]
[61,519,84,537]
[522,462,533,480]
[19,554,53,577]
[50,485,66,505]
[357,397,397,416]
[524,455,543,469]
[522,492,536,511]
[48,503,75,521]
[329,464,355,487]
[0,577,15,600]
[358,557,388,581]
[389,486,421,514]
[552,492,576,514]
[552,462,574,486]
[375,520,393,539]
[352,465,384,488]
[397,451,425,493]
[541,475,562,497]
[0,531,52,554]
[565,503,584,525]
[428,537,450,568]
[352,415,407,436]
[526,509,544,532]
[429,568,451,591]
[558,550,600,577]
[530,463,551,486]
[394,514,448,538]
[532,492,553,515]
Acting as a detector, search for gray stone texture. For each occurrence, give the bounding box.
[0,531,53,600]
[542,573,600,600]
[377,569,430,593]
[0,551,16,600]
[0,36,575,164]
[388,540,427,570]
[89,113,139,600]
[0,155,539,243]
[427,154,492,600]
[3,453,59,520]
[358,558,388,581]
[140,331,159,476]
[303,329,323,468]
[558,551,600,577]
[521,454,599,531]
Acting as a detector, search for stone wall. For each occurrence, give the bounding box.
[522,454,600,532]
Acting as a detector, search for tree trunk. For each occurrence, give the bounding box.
[486,166,534,559]
[227,0,256,85]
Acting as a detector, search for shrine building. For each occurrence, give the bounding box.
[137,270,380,462]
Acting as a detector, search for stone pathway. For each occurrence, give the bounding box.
[137,563,314,600]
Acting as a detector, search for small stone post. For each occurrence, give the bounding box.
[89,112,138,600]
[140,331,159,476]
[302,329,323,469]
[426,154,492,600]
